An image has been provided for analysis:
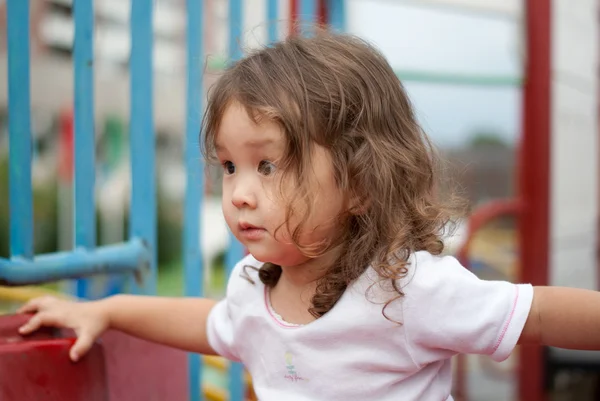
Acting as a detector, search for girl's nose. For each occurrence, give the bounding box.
[231,182,257,209]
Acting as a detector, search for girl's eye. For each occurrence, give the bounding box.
[258,160,276,176]
[222,161,235,175]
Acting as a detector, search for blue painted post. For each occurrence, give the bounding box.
[73,0,96,299]
[227,1,246,398]
[267,0,279,44]
[229,0,243,62]
[6,0,33,260]
[327,0,346,32]
[130,0,157,296]
[184,0,205,399]
[299,0,317,30]
[224,240,246,401]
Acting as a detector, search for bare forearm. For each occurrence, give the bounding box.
[99,295,218,355]
[521,286,600,349]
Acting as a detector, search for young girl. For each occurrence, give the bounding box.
[17,31,600,400]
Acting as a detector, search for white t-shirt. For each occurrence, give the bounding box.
[206,251,533,401]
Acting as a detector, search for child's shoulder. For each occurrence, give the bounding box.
[401,250,472,291]
[355,251,472,305]
[360,251,467,289]
[407,250,464,276]
[351,251,468,305]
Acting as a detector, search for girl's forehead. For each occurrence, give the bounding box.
[214,103,285,151]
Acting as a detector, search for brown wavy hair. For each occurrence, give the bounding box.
[202,30,461,319]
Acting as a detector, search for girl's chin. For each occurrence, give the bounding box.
[245,246,305,267]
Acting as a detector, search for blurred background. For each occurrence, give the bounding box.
[0,0,521,294]
[0,0,597,400]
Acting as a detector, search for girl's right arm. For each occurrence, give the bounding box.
[17,295,219,362]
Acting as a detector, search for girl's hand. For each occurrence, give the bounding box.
[17,296,110,362]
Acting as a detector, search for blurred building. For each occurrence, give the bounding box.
[0,0,521,211]
[443,145,516,206]
[0,0,291,191]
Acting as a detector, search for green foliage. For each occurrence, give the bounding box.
[0,155,182,269]
[0,156,8,258]
[0,156,58,258]
[468,130,509,148]
[156,195,183,268]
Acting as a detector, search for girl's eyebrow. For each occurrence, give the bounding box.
[215,138,276,152]
[245,138,275,148]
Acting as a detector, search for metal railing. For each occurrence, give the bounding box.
[1,0,346,399]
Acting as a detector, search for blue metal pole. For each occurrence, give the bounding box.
[73,0,96,299]
[299,0,317,28]
[327,0,346,32]
[267,0,279,44]
[229,0,243,62]
[227,1,245,398]
[185,0,205,399]
[130,0,156,296]
[7,0,33,260]
[225,240,246,401]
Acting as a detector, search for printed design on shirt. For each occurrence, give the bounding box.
[284,352,308,382]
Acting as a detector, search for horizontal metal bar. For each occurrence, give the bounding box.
[203,55,522,87]
[394,70,522,87]
[0,239,150,287]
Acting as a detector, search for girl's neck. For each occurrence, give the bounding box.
[269,258,326,325]
[278,245,341,289]
[270,246,342,324]
[279,259,324,289]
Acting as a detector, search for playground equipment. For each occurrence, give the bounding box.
[0,0,340,400]
[452,2,599,400]
[1,0,598,400]
[0,312,189,401]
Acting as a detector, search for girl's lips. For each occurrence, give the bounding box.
[238,222,266,241]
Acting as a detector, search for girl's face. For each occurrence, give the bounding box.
[216,102,347,268]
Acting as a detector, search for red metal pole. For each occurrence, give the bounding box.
[58,107,74,184]
[289,0,298,36]
[318,0,328,26]
[518,0,551,400]
[291,0,327,33]
[453,199,521,401]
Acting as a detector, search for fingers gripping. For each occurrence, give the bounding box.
[17,295,55,314]
[18,297,97,362]
[18,313,44,334]
[18,311,62,335]
[71,331,95,362]
[16,296,100,362]
[18,297,64,334]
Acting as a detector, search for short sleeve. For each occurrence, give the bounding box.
[401,253,534,365]
[206,298,241,362]
[205,256,256,362]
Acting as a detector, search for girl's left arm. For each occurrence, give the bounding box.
[519,286,600,348]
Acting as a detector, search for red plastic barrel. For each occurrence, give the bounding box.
[0,313,107,401]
